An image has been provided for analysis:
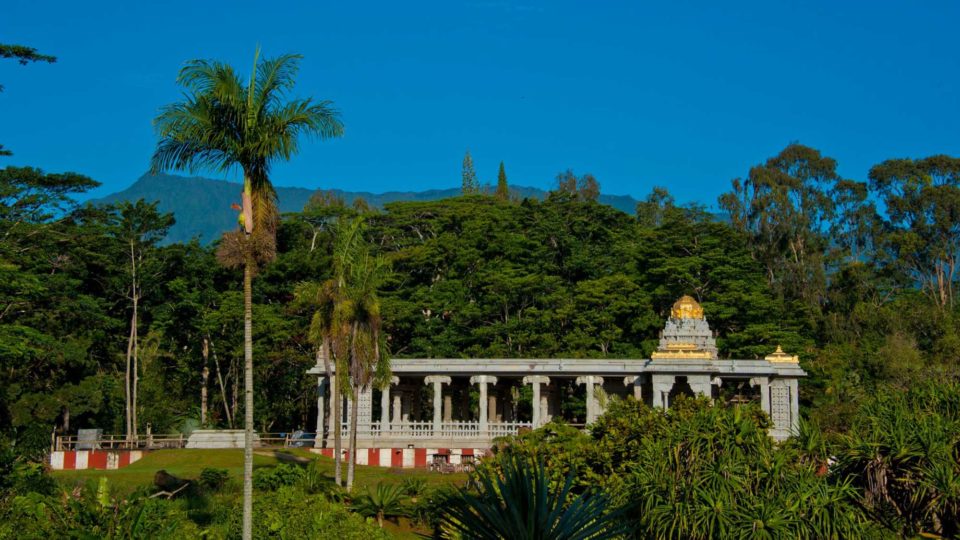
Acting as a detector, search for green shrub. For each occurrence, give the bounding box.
[298,459,343,500]
[227,486,388,539]
[252,463,305,491]
[197,468,229,492]
[0,480,199,539]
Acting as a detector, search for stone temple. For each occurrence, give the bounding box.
[307,296,805,468]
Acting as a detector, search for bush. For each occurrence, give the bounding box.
[197,468,229,492]
[0,479,199,539]
[299,459,343,500]
[228,486,388,539]
[253,463,305,491]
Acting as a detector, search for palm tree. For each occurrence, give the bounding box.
[150,48,343,539]
[293,279,347,487]
[330,218,391,491]
[294,217,389,492]
[352,482,408,528]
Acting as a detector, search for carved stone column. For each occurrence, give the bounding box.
[424,376,451,433]
[750,376,771,415]
[380,376,399,433]
[623,375,645,401]
[391,391,402,428]
[651,374,675,409]
[523,376,550,427]
[687,374,712,399]
[576,376,604,423]
[470,375,498,433]
[767,378,798,441]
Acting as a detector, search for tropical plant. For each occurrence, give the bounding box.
[150,48,343,538]
[253,463,306,491]
[198,467,229,492]
[352,482,408,528]
[438,454,626,540]
[401,477,428,499]
[228,486,388,540]
[833,382,960,537]
[296,217,390,491]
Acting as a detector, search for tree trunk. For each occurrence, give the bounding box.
[232,361,239,428]
[132,291,138,441]
[321,339,342,487]
[241,260,254,540]
[124,314,133,442]
[129,239,140,443]
[346,382,360,492]
[208,336,233,427]
[201,366,209,426]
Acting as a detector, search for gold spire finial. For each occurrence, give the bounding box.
[670,295,704,320]
[765,344,799,363]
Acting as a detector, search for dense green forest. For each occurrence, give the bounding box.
[3,143,960,537]
[2,143,959,452]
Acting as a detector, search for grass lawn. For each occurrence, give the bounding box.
[53,448,467,538]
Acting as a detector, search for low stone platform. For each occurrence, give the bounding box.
[186,429,261,449]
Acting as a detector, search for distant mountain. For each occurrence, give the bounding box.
[91,174,641,244]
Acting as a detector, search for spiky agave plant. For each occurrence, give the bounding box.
[438,454,626,540]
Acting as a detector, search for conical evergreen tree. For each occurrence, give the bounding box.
[496,161,509,201]
[462,150,478,194]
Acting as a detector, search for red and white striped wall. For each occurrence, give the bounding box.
[49,450,146,471]
[311,447,488,468]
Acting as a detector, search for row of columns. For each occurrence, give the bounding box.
[317,372,799,440]
[317,373,615,435]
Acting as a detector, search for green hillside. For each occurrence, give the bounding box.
[92,173,642,244]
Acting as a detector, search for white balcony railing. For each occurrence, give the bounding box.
[332,420,532,439]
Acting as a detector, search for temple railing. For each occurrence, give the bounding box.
[333,420,533,439]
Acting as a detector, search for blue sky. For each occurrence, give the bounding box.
[2,1,958,206]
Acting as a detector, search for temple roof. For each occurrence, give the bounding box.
[671,295,704,320]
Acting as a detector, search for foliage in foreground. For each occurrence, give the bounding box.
[489,397,877,539]
[834,383,960,538]
[438,454,625,540]
[227,486,388,540]
[0,477,198,539]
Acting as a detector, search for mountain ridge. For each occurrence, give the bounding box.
[92,174,641,244]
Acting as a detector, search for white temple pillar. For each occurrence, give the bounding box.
[379,376,399,433]
[576,376,604,423]
[522,376,550,427]
[391,392,402,428]
[623,375,644,401]
[750,377,771,415]
[651,374,675,409]
[688,374,712,398]
[767,378,798,441]
[470,375,498,433]
[443,394,453,422]
[424,376,451,433]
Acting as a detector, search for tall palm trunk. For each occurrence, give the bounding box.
[321,339,343,487]
[347,382,360,491]
[333,375,343,486]
[242,260,254,540]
